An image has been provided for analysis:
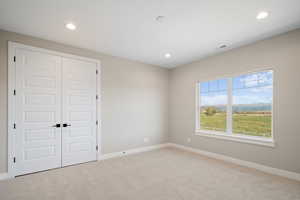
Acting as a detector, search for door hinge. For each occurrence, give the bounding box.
[96,120,98,125]
[13,123,16,129]
[13,89,16,96]
[96,95,98,100]
[13,56,16,62]
[13,157,16,163]
[96,145,99,151]
[96,69,98,74]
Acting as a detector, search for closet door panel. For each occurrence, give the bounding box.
[15,48,62,175]
[61,58,97,166]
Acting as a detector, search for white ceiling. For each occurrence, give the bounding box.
[0,0,300,68]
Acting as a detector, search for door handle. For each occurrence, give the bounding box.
[52,124,61,128]
[63,123,71,127]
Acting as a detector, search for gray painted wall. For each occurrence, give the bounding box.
[1,28,299,175]
[0,30,169,173]
[169,29,300,174]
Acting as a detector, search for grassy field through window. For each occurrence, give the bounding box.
[200,109,271,137]
[232,112,271,137]
[200,112,226,132]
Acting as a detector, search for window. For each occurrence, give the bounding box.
[196,70,273,145]
[199,79,227,132]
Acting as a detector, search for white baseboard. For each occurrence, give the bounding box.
[0,173,14,181]
[99,143,170,160]
[2,143,299,182]
[0,144,168,180]
[169,143,300,182]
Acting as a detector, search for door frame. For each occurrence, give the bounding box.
[8,41,102,177]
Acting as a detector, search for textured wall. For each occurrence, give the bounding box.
[0,30,169,173]
[169,29,300,173]
[1,28,300,175]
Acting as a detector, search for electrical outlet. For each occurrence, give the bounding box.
[187,138,191,143]
[144,137,149,143]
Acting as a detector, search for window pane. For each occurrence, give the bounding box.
[199,79,227,132]
[219,79,227,91]
[209,80,219,91]
[200,82,209,93]
[232,71,273,137]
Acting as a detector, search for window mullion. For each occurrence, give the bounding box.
[196,83,201,130]
[227,78,232,134]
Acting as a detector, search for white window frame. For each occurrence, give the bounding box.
[195,69,275,147]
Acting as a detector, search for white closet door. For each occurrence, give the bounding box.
[61,58,97,167]
[15,48,62,175]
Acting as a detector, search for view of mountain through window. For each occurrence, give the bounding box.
[197,70,273,138]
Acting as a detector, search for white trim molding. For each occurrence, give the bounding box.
[0,173,14,181]
[169,143,300,182]
[195,131,275,147]
[1,144,169,181]
[100,143,170,160]
[2,143,299,182]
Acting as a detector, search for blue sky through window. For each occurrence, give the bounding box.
[200,71,273,106]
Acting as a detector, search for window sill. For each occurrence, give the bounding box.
[195,130,275,147]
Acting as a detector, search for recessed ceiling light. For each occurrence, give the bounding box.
[256,11,269,20]
[156,16,165,23]
[164,53,171,58]
[65,23,76,30]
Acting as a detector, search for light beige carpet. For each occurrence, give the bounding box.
[0,147,300,200]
